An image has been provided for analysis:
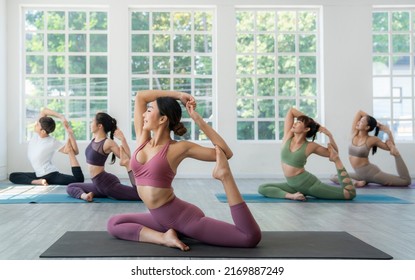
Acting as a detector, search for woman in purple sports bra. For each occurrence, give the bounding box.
[107,90,261,251]
[339,110,411,187]
[66,112,141,202]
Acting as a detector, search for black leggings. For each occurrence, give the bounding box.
[9,167,84,185]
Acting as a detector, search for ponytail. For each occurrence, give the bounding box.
[95,112,117,164]
[367,115,379,155]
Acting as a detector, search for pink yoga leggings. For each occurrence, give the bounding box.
[107,197,261,248]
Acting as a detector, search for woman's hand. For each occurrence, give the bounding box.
[179,92,196,108]
[186,100,200,121]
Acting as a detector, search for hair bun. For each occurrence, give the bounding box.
[173,122,187,136]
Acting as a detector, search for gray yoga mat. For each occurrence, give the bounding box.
[39,231,392,259]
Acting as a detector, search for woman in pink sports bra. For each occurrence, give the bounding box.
[341,110,411,187]
[107,90,261,251]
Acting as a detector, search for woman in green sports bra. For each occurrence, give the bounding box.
[258,107,356,201]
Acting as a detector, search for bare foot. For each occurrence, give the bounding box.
[354,180,367,188]
[286,192,306,201]
[328,144,339,162]
[32,179,48,186]
[119,145,130,167]
[62,140,74,155]
[386,140,400,156]
[80,192,94,202]
[162,229,189,251]
[212,145,231,181]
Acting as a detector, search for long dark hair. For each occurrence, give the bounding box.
[156,97,187,136]
[297,115,320,142]
[366,115,380,155]
[95,112,117,164]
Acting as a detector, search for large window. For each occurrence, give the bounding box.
[129,9,214,141]
[23,8,108,141]
[235,8,320,140]
[372,8,415,141]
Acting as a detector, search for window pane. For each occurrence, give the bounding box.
[26,55,44,74]
[278,78,296,97]
[195,78,212,97]
[153,56,171,74]
[47,55,65,74]
[90,12,107,30]
[69,100,87,118]
[299,78,317,97]
[69,56,86,74]
[69,78,86,96]
[258,99,275,118]
[237,78,254,97]
[174,56,191,74]
[47,11,65,30]
[194,12,212,31]
[153,34,170,52]
[373,77,390,97]
[258,78,275,96]
[237,98,254,118]
[194,35,212,53]
[237,121,254,140]
[132,12,149,31]
[373,56,390,75]
[174,78,191,93]
[373,34,389,53]
[372,12,388,32]
[90,100,108,117]
[90,78,107,96]
[90,34,107,52]
[69,11,86,30]
[195,56,212,75]
[392,56,410,75]
[25,78,44,97]
[152,12,170,31]
[258,121,275,140]
[132,34,150,52]
[132,56,150,74]
[257,34,275,53]
[47,78,65,97]
[90,56,107,74]
[25,10,44,31]
[68,34,86,52]
[26,33,44,52]
[392,11,410,31]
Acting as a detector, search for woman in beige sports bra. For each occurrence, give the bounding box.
[338,110,411,187]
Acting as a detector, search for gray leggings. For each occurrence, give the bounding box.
[350,155,411,186]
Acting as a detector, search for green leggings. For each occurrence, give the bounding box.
[258,169,355,200]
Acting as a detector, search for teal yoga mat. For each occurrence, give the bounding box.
[0,193,140,204]
[215,193,412,204]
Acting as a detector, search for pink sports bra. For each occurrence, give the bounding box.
[131,139,175,188]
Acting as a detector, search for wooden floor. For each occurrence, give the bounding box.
[1,178,415,260]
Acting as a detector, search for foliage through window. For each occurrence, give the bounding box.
[130,9,214,141]
[24,8,108,141]
[235,8,320,140]
[372,8,415,141]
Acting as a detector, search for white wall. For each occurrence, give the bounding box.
[5,0,415,180]
[0,0,7,180]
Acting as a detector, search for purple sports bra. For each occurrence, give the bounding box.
[131,139,175,188]
[85,138,109,166]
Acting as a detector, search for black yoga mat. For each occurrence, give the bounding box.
[39,231,392,259]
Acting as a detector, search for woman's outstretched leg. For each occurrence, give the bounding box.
[211,145,261,247]
[212,145,242,206]
[328,144,356,199]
